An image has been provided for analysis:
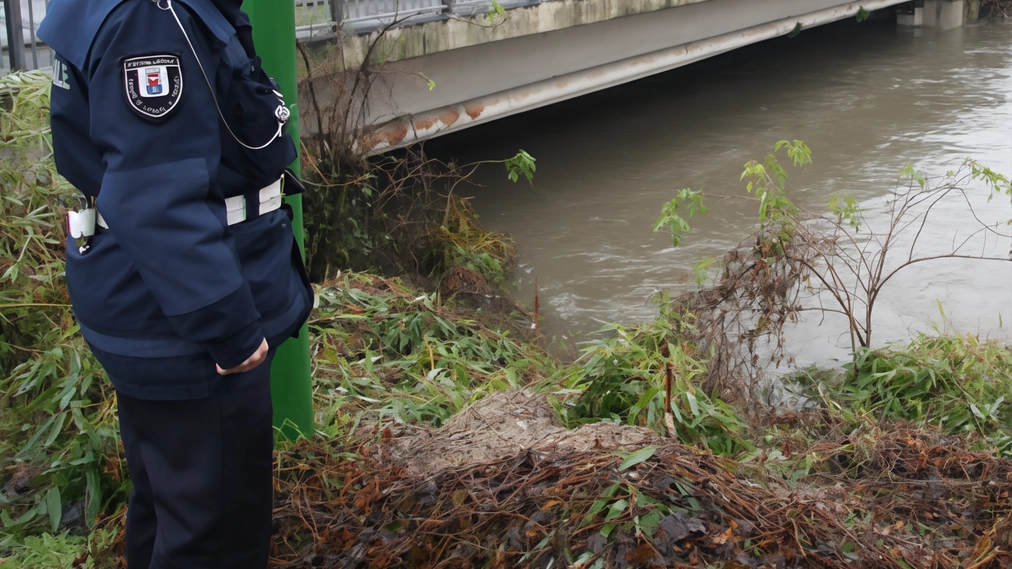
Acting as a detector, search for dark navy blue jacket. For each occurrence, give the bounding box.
[38,0,313,399]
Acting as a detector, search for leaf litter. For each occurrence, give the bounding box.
[259,274,1012,569]
[269,392,1012,568]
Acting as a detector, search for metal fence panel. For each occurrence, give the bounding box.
[449,0,534,18]
[345,0,445,21]
[342,0,446,33]
[2,0,51,75]
[2,0,554,75]
[295,0,341,39]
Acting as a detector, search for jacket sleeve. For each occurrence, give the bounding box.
[87,2,264,369]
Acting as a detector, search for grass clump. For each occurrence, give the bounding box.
[308,272,550,435]
[842,335,1012,434]
[785,334,1012,447]
[307,273,750,457]
[554,307,749,456]
[0,527,118,569]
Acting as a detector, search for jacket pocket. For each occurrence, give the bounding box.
[64,232,172,337]
[284,204,314,338]
[230,210,295,317]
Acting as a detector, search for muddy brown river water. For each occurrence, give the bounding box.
[429,17,1012,365]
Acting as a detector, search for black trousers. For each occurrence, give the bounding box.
[116,354,275,569]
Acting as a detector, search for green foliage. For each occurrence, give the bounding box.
[0,72,126,544]
[617,446,656,470]
[740,139,809,233]
[966,157,1012,200]
[308,274,749,456]
[577,479,704,555]
[856,7,871,22]
[0,71,75,362]
[426,196,517,288]
[0,526,119,569]
[504,149,536,184]
[792,335,1012,438]
[653,188,707,248]
[300,149,536,283]
[309,273,551,434]
[898,163,927,190]
[657,140,809,252]
[300,163,380,279]
[692,256,716,285]
[554,303,748,456]
[838,335,1012,435]
[0,345,124,537]
[660,140,1010,376]
[828,193,861,231]
[487,0,507,20]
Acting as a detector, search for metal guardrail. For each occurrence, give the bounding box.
[0,0,541,75]
[2,0,51,75]
[296,0,542,39]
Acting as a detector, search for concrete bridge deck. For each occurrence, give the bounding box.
[298,0,971,154]
[3,0,973,153]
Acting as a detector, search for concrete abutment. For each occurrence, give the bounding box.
[897,0,973,28]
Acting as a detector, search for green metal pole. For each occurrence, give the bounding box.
[245,0,314,440]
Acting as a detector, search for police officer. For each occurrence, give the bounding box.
[38,0,313,566]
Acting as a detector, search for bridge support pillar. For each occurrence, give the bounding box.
[964,0,980,22]
[898,0,965,28]
[896,3,924,26]
[924,0,965,28]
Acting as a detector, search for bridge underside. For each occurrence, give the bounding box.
[303,0,945,154]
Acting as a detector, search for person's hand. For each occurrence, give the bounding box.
[216,338,269,375]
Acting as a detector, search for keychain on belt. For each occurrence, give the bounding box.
[67,195,97,254]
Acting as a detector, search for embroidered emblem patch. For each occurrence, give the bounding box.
[123,55,183,120]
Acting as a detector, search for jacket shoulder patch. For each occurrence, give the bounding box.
[123,54,183,120]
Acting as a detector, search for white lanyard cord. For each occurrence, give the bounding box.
[154,0,286,151]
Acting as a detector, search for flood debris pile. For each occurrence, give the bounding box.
[382,391,661,475]
[271,392,1012,569]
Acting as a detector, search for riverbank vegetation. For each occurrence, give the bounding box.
[3,68,1012,568]
[981,0,1012,18]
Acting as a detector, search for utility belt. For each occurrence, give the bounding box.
[225,176,283,226]
[67,175,293,239]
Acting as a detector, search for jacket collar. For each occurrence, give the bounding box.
[38,0,234,71]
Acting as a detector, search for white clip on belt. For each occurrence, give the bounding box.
[67,208,109,238]
[67,208,97,239]
[225,177,283,226]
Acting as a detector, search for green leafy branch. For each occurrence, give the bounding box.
[488,0,507,20]
[653,189,708,247]
[504,149,537,184]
